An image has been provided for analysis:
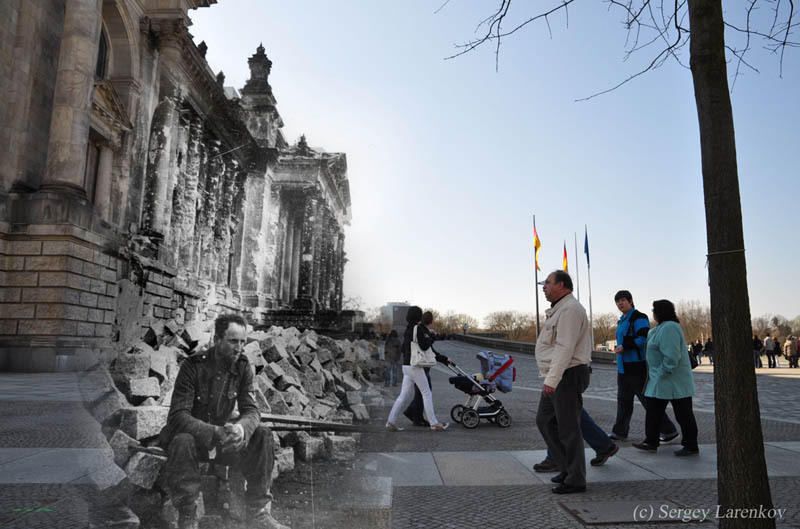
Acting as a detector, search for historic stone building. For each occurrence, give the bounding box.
[0,0,351,371]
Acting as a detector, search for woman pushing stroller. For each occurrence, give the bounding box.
[386,306,451,431]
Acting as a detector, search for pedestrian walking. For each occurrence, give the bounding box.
[633,300,699,457]
[765,334,777,368]
[609,290,678,443]
[753,335,764,368]
[384,330,401,386]
[533,409,618,473]
[386,307,451,432]
[535,271,592,494]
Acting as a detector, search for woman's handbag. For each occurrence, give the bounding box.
[410,325,437,367]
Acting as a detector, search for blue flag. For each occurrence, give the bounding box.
[584,226,590,269]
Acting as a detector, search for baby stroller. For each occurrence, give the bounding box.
[446,351,515,429]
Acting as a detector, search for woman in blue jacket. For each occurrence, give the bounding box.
[633,299,699,456]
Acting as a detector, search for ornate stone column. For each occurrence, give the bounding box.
[261,184,282,306]
[93,143,114,220]
[41,0,103,196]
[142,95,179,236]
[294,192,318,310]
[334,230,346,311]
[178,117,203,268]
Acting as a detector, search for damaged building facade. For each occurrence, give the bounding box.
[0,0,351,372]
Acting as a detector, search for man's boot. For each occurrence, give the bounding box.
[177,503,199,529]
[248,502,290,529]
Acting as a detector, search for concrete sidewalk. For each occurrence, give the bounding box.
[356,442,800,487]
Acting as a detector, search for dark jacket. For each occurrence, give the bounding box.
[401,323,448,366]
[384,335,401,362]
[159,345,260,450]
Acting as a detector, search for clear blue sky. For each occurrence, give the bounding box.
[191,1,799,323]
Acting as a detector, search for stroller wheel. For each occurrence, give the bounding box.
[461,409,480,429]
[450,405,465,423]
[496,410,512,428]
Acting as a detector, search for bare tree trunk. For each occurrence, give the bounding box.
[687,1,774,527]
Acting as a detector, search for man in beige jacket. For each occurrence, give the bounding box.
[535,270,593,494]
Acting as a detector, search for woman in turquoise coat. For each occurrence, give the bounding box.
[633,299,699,456]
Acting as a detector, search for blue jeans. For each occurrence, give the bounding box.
[545,408,614,459]
[385,360,399,385]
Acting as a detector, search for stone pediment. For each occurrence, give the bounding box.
[91,80,133,146]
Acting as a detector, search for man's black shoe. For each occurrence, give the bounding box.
[632,442,658,453]
[659,431,680,444]
[608,432,627,442]
[532,459,560,472]
[412,420,430,427]
[552,483,586,494]
[674,447,700,457]
[551,472,567,484]
[590,443,619,466]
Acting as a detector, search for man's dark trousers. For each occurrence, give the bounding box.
[164,425,275,509]
[612,362,676,439]
[536,364,590,488]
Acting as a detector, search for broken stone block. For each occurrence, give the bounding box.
[296,436,325,461]
[243,341,265,371]
[325,435,356,461]
[119,406,169,440]
[345,391,362,405]
[341,373,362,392]
[181,321,208,349]
[297,350,315,365]
[275,374,301,392]
[331,409,354,425]
[275,447,295,474]
[90,386,130,426]
[124,451,167,489]
[109,429,140,468]
[308,357,323,374]
[260,336,289,363]
[310,401,335,420]
[287,352,303,371]
[267,392,290,415]
[299,330,318,350]
[255,371,276,395]
[126,377,161,401]
[285,386,310,408]
[316,348,333,364]
[283,326,300,339]
[284,334,301,355]
[276,357,302,381]
[263,362,285,381]
[317,335,344,358]
[254,388,271,414]
[300,372,325,398]
[350,403,370,422]
[110,350,151,382]
[140,397,158,407]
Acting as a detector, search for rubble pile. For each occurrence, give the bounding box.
[80,319,385,527]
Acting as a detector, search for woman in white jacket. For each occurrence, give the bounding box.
[386,306,450,431]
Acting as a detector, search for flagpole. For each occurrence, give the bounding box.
[585,224,595,350]
[574,231,580,302]
[533,214,540,337]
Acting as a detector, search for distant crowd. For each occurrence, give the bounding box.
[751,334,800,368]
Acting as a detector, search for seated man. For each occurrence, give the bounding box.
[159,314,288,529]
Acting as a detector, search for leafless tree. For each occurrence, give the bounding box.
[676,300,713,341]
[593,312,619,346]
[446,1,797,525]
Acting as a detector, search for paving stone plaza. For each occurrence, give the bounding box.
[2,339,799,528]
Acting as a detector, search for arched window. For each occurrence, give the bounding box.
[95,29,108,79]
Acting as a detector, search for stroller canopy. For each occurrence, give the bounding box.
[477,351,515,393]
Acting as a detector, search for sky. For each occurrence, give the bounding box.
[191,1,800,324]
